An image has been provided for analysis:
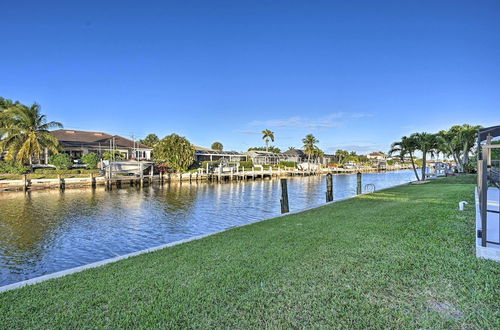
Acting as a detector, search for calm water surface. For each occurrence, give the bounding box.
[0,170,414,286]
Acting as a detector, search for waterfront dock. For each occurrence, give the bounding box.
[0,165,414,192]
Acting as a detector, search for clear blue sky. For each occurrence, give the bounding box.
[1,0,499,154]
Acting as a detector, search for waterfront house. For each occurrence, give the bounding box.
[282,149,306,163]
[367,152,387,161]
[245,150,287,165]
[194,146,247,163]
[50,129,152,162]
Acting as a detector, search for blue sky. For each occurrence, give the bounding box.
[1,0,499,154]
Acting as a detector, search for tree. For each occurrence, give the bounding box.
[411,132,439,181]
[153,134,195,172]
[436,124,481,172]
[335,150,350,164]
[248,146,281,154]
[261,129,275,152]
[302,134,319,162]
[211,142,223,151]
[81,152,99,169]
[0,97,21,132]
[102,150,125,161]
[139,134,159,148]
[0,103,62,165]
[49,153,72,170]
[389,135,420,181]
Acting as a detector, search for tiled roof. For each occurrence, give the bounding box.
[51,130,151,149]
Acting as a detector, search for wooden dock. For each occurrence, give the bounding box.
[0,165,414,192]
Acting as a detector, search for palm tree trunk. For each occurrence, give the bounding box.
[409,150,420,181]
[421,152,427,181]
[461,142,469,171]
[454,151,464,172]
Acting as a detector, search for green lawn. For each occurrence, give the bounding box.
[1,177,498,328]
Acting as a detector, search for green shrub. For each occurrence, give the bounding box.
[239,160,254,168]
[33,168,100,175]
[49,154,73,169]
[0,161,31,174]
[279,161,297,168]
[102,151,126,161]
[81,152,99,169]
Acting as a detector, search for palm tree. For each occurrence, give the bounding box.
[389,135,420,181]
[261,129,275,152]
[211,142,223,151]
[436,124,480,172]
[0,103,63,165]
[335,149,349,164]
[411,132,439,180]
[457,124,480,168]
[302,134,319,163]
[0,97,20,134]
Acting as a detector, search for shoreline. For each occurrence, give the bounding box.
[0,167,415,193]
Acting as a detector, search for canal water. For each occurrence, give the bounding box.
[0,170,414,286]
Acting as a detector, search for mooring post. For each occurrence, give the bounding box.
[23,174,29,192]
[90,173,96,188]
[138,162,143,187]
[58,174,65,190]
[280,178,289,214]
[356,172,362,195]
[326,173,333,202]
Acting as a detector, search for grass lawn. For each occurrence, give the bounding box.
[0,176,498,328]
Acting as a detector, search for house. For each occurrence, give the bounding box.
[50,129,152,161]
[245,150,287,165]
[367,152,387,161]
[194,146,247,163]
[282,149,306,163]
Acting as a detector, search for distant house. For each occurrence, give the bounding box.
[194,145,247,163]
[367,152,387,161]
[50,129,152,161]
[245,150,287,165]
[282,149,306,163]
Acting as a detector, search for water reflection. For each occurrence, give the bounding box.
[0,170,414,285]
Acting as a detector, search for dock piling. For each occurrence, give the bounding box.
[356,172,362,195]
[326,173,333,202]
[280,178,289,214]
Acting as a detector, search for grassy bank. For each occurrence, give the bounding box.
[1,176,498,328]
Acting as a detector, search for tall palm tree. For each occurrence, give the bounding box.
[457,124,480,167]
[389,135,420,181]
[261,129,275,152]
[411,132,439,181]
[0,103,63,165]
[302,134,319,163]
[436,124,480,172]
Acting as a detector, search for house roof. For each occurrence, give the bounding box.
[368,152,386,157]
[282,149,306,156]
[51,130,151,149]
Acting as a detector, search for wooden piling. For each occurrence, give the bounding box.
[356,172,362,195]
[58,175,65,190]
[90,173,96,188]
[280,178,289,214]
[326,173,333,202]
[23,174,29,192]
